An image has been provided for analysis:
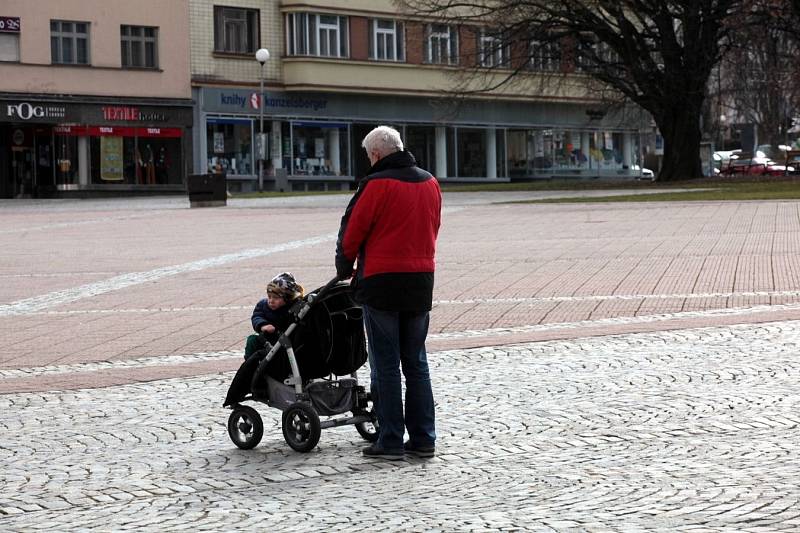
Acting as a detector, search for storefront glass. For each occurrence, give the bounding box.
[206,118,253,175]
[405,125,436,173]
[290,122,349,176]
[52,125,184,186]
[589,131,624,174]
[89,135,182,185]
[53,130,79,186]
[456,128,486,177]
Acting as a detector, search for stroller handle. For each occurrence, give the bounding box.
[307,276,347,305]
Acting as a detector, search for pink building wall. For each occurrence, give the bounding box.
[1,0,189,99]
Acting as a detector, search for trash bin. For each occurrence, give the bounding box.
[187,172,226,208]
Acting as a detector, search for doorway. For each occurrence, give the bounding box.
[11,146,33,198]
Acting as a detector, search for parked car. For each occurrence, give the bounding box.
[631,164,655,180]
[719,152,794,176]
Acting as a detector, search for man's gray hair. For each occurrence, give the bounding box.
[362,126,404,157]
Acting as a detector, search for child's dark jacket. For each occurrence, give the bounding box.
[251,299,292,339]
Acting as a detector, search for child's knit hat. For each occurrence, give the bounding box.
[267,272,304,301]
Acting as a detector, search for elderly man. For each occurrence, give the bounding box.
[335,125,442,460]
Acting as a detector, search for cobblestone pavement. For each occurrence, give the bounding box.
[2,194,800,531]
[1,320,799,531]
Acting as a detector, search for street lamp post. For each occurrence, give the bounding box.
[255,48,270,191]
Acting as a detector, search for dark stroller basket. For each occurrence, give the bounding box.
[224,278,377,452]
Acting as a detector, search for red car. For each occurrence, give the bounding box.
[720,153,795,176]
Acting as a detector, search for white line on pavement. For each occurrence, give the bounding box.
[0,214,156,234]
[0,234,337,317]
[428,301,800,340]
[16,289,800,317]
[434,289,800,305]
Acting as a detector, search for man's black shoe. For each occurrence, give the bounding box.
[404,441,435,458]
[362,444,404,460]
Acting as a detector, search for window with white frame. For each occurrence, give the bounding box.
[529,39,560,71]
[0,17,20,62]
[0,32,18,61]
[51,20,90,64]
[426,24,458,65]
[369,19,404,61]
[575,40,619,72]
[213,6,259,54]
[286,13,349,58]
[121,25,158,68]
[478,30,507,67]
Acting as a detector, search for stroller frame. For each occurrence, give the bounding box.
[226,277,378,452]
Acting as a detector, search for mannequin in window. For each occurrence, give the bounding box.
[135,146,144,184]
[145,144,155,184]
[155,146,169,183]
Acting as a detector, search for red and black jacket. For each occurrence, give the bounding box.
[336,150,442,311]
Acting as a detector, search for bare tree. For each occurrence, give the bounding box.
[397,0,747,181]
[721,23,800,151]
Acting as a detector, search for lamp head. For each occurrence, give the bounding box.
[256,48,270,65]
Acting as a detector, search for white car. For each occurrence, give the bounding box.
[632,165,655,180]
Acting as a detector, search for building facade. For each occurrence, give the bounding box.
[191,0,650,192]
[0,0,192,198]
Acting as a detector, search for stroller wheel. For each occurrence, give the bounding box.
[355,410,379,442]
[228,405,263,450]
[282,402,321,453]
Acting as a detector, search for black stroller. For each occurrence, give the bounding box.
[224,277,378,452]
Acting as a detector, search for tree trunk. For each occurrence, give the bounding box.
[655,104,704,181]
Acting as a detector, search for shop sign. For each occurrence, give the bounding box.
[0,17,20,33]
[6,102,66,121]
[102,106,168,122]
[54,125,88,135]
[54,124,182,137]
[218,91,328,112]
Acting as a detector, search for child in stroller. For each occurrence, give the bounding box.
[244,272,304,361]
[224,277,379,452]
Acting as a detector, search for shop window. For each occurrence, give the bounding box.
[478,30,507,68]
[53,134,79,185]
[51,20,90,65]
[0,17,20,62]
[456,128,487,177]
[290,122,349,176]
[89,132,182,185]
[425,24,458,65]
[214,6,259,54]
[207,119,253,175]
[369,19,404,62]
[286,13,349,58]
[121,25,158,69]
[405,126,437,174]
[587,131,624,172]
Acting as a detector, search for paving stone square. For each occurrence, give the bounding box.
[2,193,800,531]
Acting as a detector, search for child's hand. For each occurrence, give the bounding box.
[261,324,276,334]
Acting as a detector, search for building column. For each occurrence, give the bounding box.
[622,132,633,169]
[271,121,282,170]
[485,128,497,179]
[78,136,89,186]
[435,126,447,178]
[327,128,340,175]
[581,132,591,168]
